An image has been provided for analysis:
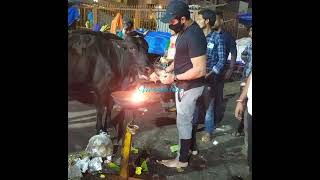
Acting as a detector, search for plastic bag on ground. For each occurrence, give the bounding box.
[75,156,90,173]
[68,164,82,179]
[85,132,113,158]
[88,157,103,173]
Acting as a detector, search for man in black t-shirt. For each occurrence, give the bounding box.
[149,0,207,168]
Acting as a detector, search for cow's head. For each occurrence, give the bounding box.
[123,32,152,80]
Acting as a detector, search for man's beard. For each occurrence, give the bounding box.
[169,22,184,34]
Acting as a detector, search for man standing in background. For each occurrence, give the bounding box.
[214,11,238,126]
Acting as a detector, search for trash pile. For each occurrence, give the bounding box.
[68,133,151,179]
[68,132,114,179]
[131,149,150,176]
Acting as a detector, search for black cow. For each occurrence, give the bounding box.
[68,30,150,135]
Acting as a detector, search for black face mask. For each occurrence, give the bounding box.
[169,21,184,34]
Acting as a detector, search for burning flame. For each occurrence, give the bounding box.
[131,90,145,103]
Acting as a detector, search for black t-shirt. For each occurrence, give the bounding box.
[174,22,207,90]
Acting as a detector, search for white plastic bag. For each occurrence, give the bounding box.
[85,132,113,158]
[68,164,83,178]
[88,157,103,172]
[75,157,90,173]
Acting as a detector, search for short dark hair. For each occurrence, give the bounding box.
[198,9,216,27]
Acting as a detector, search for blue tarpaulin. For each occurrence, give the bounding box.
[143,31,171,56]
[238,13,252,26]
[68,6,80,27]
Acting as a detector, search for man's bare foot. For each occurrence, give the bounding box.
[159,159,188,168]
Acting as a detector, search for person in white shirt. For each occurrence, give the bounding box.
[235,73,252,177]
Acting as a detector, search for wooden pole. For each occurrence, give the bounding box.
[93,5,98,25]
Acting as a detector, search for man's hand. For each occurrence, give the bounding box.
[160,73,174,84]
[234,102,244,120]
[224,69,233,80]
[205,71,213,79]
[149,72,159,83]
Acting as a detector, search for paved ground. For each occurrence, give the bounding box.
[68,81,249,180]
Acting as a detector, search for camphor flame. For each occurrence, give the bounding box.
[131,88,145,103]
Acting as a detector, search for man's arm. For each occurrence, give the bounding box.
[176,55,207,80]
[224,35,237,80]
[238,73,251,102]
[229,36,237,69]
[235,73,251,120]
[211,35,226,75]
[165,61,174,73]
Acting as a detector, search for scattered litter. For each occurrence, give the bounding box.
[104,155,112,164]
[88,157,103,172]
[141,160,148,172]
[75,157,90,173]
[68,151,90,166]
[213,140,219,145]
[68,164,82,179]
[100,174,106,178]
[107,162,120,172]
[219,125,232,131]
[131,146,139,154]
[113,157,121,165]
[170,144,180,152]
[135,167,142,175]
[86,132,113,158]
[176,167,184,172]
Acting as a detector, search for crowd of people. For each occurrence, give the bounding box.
[148,0,252,178]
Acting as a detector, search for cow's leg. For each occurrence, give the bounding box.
[116,110,125,142]
[103,96,114,133]
[94,92,104,134]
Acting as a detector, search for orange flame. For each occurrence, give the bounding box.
[131,90,145,103]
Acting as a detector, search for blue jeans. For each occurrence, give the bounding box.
[192,77,216,134]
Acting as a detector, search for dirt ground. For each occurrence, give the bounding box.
[68,81,249,180]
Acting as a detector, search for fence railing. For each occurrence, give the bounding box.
[76,3,246,38]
